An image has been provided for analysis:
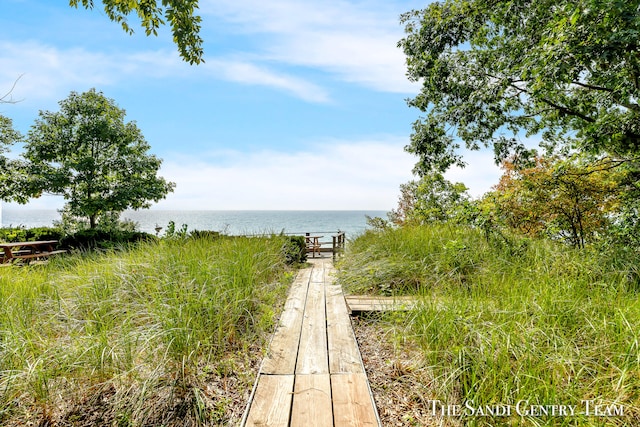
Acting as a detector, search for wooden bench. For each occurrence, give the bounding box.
[0,241,67,264]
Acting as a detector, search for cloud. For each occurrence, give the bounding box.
[205,58,330,103]
[1,1,420,105]
[444,149,502,198]
[0,40,330,104]
[154,137,416,210]
[200,0,419,94]
[4,140,502,211]
[0,40,183,103]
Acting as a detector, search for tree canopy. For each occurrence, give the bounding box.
[25,89,175,228]
[0,115,30,203]
[484,156,623,247]
[399,0,640,175]
[388,172,469,226]
[69,0,204,64]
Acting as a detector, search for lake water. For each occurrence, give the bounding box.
[1,209,387,241]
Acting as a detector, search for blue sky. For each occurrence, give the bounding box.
[1,0,501,211]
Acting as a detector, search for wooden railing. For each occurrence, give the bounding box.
[332,231,346,258]
[242,230,347,258]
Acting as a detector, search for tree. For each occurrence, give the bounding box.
[1,77,35,203]
[389,172,469,225]
[25,89,175,228]
[485,156,623,248]
[399,0,640,174]
[69,0,204,64]
[1,76,23,104]
[0,115,33,203]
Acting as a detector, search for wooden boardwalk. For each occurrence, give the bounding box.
[242,257,381,427]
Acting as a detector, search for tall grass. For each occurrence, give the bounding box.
[338,225,640,426]
[0,235,293,425]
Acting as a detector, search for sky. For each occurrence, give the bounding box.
[1,0,502,211]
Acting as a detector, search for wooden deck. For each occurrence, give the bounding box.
[242,256,381,427]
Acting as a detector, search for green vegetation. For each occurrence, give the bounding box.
[338,225,640,425]
[69,0,204,64]
[0,235,294,425]
[0,115,29,203]
[25,89,175,229]
[400,0,640,173]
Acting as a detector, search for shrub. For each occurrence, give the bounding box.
[60,229,156,250]
[189,229,222,240]
[283,235,307,265]
[0,226,63,243]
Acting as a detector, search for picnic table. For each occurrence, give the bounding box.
[305,234,323,258]
[0,240,67,264]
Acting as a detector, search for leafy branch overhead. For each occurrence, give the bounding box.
[399,0,640,174]
[69,0,204,64]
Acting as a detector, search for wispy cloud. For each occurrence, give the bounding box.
[1,0,420,105]
[205,58,330,103]
[0,40,330,104]
[200,0,419,94]
[0,40,182,103]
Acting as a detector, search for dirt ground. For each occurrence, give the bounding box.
[351,314,459,427]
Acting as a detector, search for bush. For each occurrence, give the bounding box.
[60,229,156,250]
[0,226,63,243]
[283,235,307,265]
[189,229,222,240]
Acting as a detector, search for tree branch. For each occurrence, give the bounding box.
[570,81,613,93]
[1,75,24,104]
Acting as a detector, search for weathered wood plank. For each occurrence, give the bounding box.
[295,282,328,374]
[326,285,363,374]
[310,263,325,283]
[331,373,380,427]
[344,295,418,313]
[244,374,295,427]
[261,269,311,375]
[290,374,333,427]
[325,264,337,282]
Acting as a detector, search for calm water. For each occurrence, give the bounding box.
[1,209,386,241]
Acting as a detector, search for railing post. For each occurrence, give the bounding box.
[332,231,345,260]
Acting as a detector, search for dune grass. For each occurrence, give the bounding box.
[0,235,294,426]
[338,225,640,426]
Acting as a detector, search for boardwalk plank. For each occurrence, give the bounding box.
[244,374,295,427]
[290,374,333,427]
[325,264,337,282]
[344,295,418,313]
[295,282,328,374]
[326,285,363,374]
[261,269,310,375]
[331,373,380,427]
[310,263,325,283]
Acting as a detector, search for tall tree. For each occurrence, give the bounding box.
[0,115,32,203]
[25,89,175,228]
[69,0,204,64]
[399,0,640,174]
[0,77,34,203]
